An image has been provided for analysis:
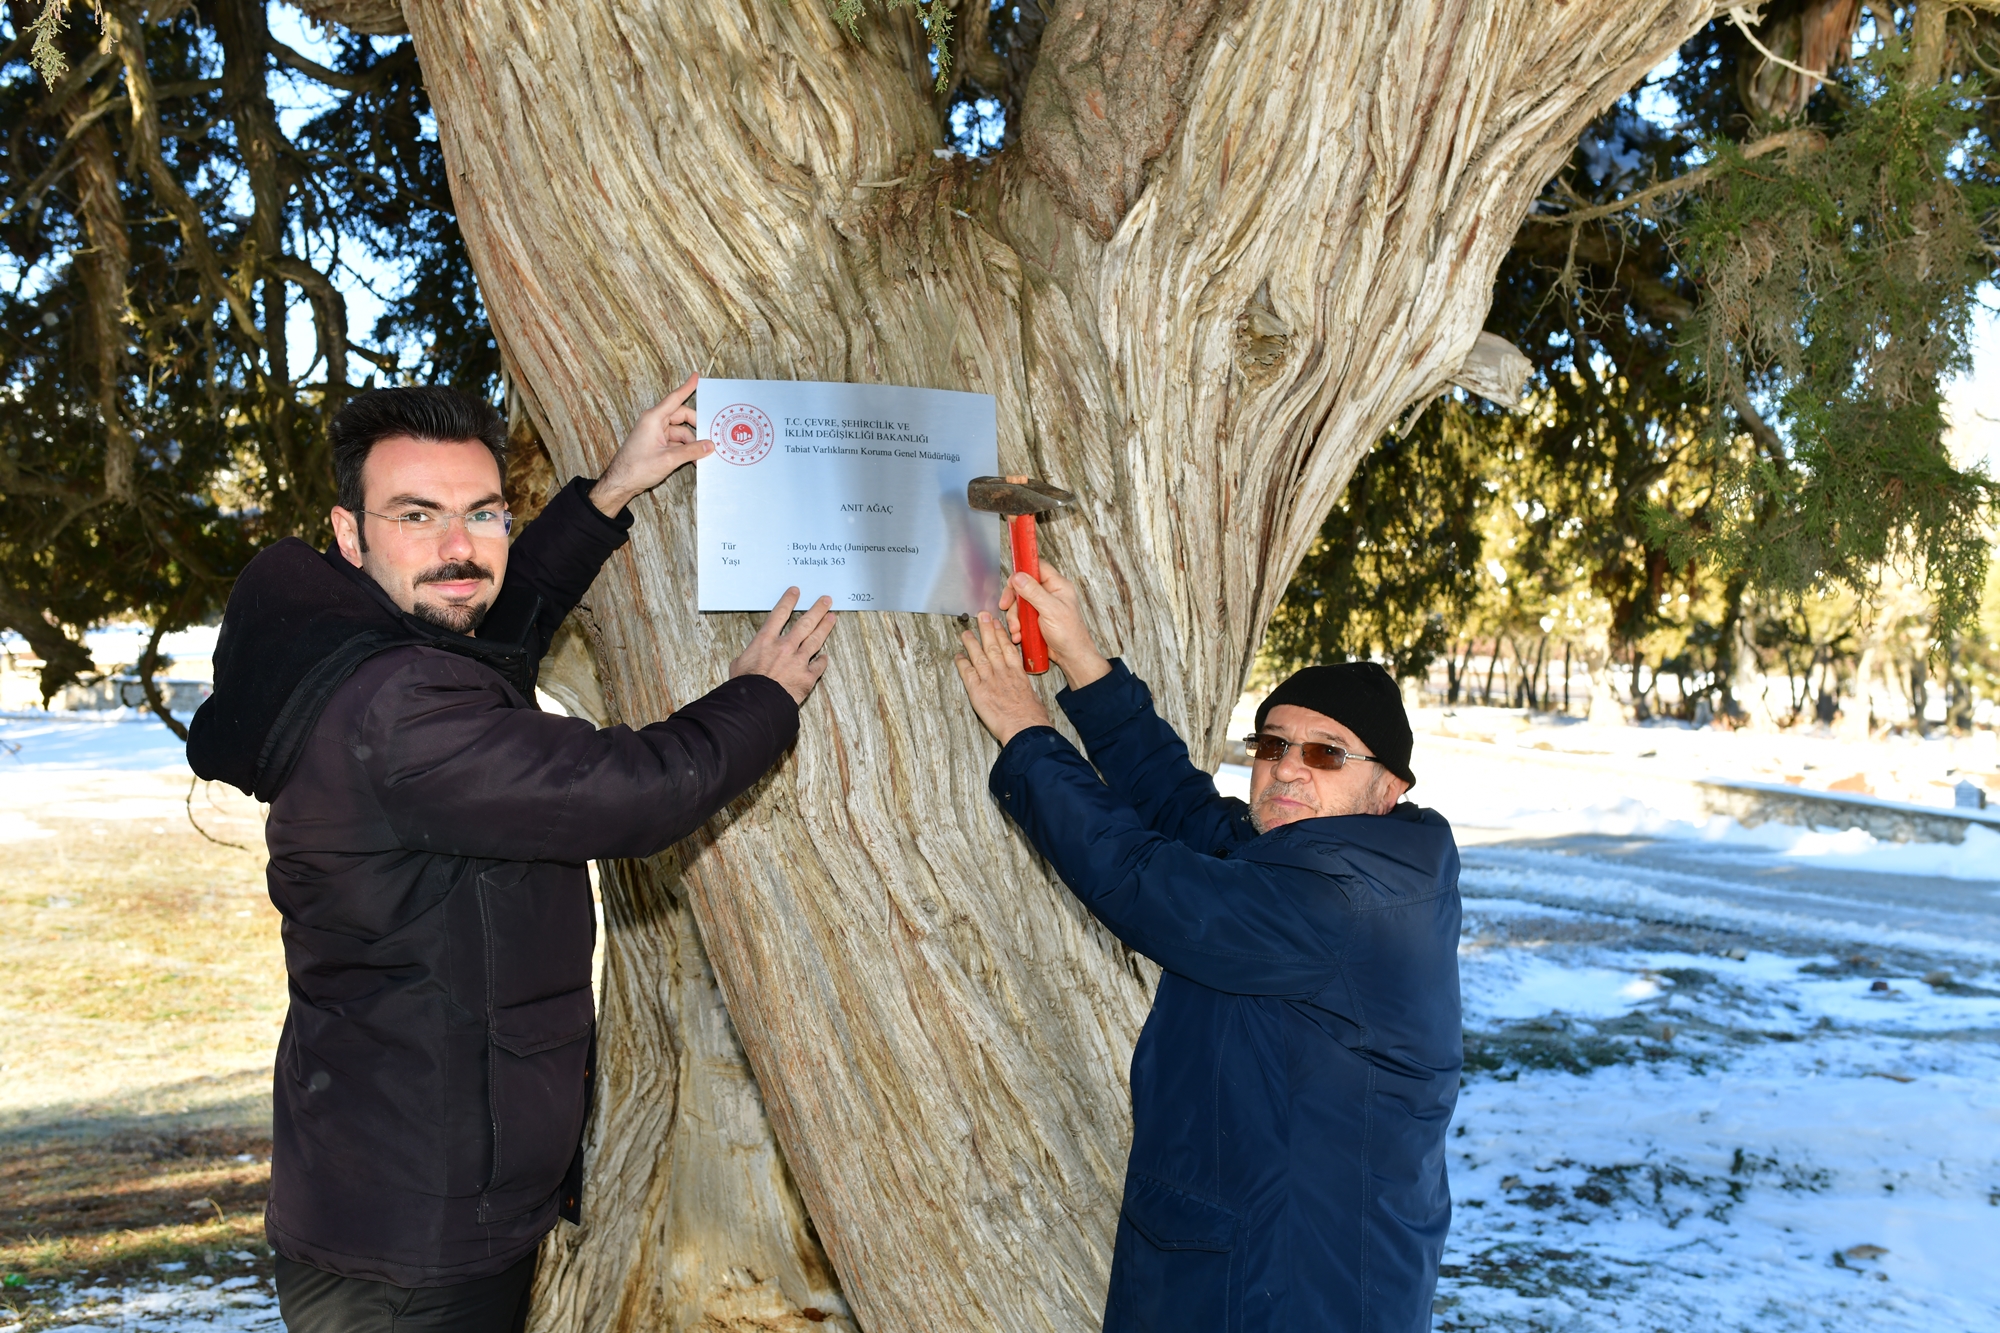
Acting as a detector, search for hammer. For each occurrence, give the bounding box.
[967,474,1075,675]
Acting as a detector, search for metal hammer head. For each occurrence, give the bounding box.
[966,475,1076,516]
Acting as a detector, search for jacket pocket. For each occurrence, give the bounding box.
[1122,1174,1240,1251]
[1106,1175,1240,1332]
[478,987,593,1224]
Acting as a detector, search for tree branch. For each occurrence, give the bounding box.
[102,3,266,347]
[270,253,352,393]
[347,340,399,370]
[267,36,409,92]
[36,48,118,118]
[66,108,139,501]
[131,497,223,585]
[136,616,189,740]
[1729,6,1828,82]
[1525,127,1825,228]
[0,151,81,227]
[216,0,291,382]
[1910,0,1953,85]
[1728,383,1789,462]
[284,0,407,37]
[0,581,94,702]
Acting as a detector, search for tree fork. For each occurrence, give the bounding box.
[386,2,1727,1328]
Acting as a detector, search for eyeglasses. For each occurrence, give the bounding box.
[360,508,513,542]
[1242,733,1382,771]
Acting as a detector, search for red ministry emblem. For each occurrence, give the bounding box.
[710,403,774,466]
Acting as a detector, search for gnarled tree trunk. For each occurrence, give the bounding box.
[380,1,1718,1327]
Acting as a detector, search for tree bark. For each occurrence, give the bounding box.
[394,2,1719,1328]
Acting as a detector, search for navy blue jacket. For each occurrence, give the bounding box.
[989,662,1461,1333]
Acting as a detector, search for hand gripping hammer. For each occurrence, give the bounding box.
[967,474,1076,675]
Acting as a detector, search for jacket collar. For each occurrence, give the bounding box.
[1234,804,1459,888]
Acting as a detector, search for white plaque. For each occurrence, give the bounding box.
[695,379,1002,614]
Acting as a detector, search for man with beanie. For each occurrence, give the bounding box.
[189,376,836,1332]
[953,567,1460,1333]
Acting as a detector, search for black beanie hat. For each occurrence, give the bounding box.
[1254,661,1416,790]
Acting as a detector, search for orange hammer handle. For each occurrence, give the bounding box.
[1008,513,1049,674]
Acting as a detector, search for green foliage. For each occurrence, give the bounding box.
[1676,65,1998,632]
[827,0,955,91]
[23,0,89,85]
[1270,8,2000,728]
[1262,400,1489,680]
[1270,101,1723,686]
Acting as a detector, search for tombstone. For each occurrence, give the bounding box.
[1691,697,1714,729]
[1815,689,1838,725]
[1955,780,1988,811]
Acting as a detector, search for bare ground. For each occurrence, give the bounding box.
[0,770,280,1320]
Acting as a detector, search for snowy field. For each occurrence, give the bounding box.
[1439,897,1999,1331]
[4,706,1998,1330]
[0,708,199,774]
[1416,715,1998,1331]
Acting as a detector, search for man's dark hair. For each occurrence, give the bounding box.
[331,386,507,514]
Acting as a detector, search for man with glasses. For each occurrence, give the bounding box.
[190,381,834,1332]
[953,568,1460,1333]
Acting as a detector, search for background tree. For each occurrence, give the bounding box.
[1272,1,2000,728]
[1,0,489,721]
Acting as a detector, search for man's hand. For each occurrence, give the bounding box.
[999,566,1112,688]
[729,587,837,705]
[955,611,1052,746]
[591,373,711,517]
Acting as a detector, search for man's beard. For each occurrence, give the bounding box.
[410,559,494,635]
[1249,777,1320,834]
[1249,770,1389,832]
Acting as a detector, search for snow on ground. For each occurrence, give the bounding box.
[2,1275,280,1332]
[1217,755,2000,881]
[0,709,195,775]
[1425,759,2000,883]
[1441,897,2000,1331]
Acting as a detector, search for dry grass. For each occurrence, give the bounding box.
[0,769,282,1294]
[0,1126,271,1274]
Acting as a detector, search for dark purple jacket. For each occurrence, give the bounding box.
[190,479,799,1286]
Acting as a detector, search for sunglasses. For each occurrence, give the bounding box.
[1242,733,1383,771]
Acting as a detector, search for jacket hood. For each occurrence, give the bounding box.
[186,539,530,801]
